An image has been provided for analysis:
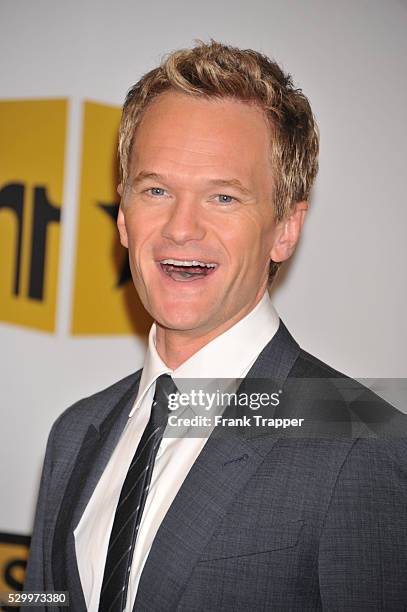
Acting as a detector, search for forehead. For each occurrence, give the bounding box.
[129,91,273,184]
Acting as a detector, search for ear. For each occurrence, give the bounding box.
[270,201,308,263]
[117,198,128,248]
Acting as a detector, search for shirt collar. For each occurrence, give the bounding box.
[129,290,279,417]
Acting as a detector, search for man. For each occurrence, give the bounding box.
[25,41,407,611]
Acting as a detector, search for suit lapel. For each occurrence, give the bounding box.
[134,320,300,611]
[52,374,141,611]
[246,319,300,382]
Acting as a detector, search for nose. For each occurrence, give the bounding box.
[161,197,206,244]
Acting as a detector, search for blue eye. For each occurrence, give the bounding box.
[216,194,234,204]
[147,187,166,197]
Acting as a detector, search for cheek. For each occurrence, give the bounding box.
[124,211,158,256]
[253,211,277,253]
[221,214,273,262]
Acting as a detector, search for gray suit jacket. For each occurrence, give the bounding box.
[24,321,407,611]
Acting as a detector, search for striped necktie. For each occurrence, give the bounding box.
[98,374,177,612]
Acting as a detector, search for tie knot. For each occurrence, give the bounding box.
[151,374,178,429]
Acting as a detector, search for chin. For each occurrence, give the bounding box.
[154,304,209,333]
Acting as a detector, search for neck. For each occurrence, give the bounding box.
[155,291,267,370]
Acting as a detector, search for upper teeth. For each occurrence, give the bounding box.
[160,259,216,268]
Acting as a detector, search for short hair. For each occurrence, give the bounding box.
[119,40,319,282]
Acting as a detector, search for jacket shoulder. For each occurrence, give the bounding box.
[293,348,349,379]
[290,348,407,465]
[50,369,142,442]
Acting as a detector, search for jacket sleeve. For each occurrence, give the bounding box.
[318,437,407,611]
[24,417,60,592]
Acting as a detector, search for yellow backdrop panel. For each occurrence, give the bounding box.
[71,101,137,335]
[0,99,67,332]
[0,533,30,596]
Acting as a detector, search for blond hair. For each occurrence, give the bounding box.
[119,40,319,281]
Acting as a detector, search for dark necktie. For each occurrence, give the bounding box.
[98,374,177,612]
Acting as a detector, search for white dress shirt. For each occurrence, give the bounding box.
[74,291,279,611]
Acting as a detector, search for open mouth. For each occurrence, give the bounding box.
[158,258,218,282]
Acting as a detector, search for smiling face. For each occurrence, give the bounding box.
[118,91,306,347]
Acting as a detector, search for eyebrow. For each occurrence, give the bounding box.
[128,171,252,196]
